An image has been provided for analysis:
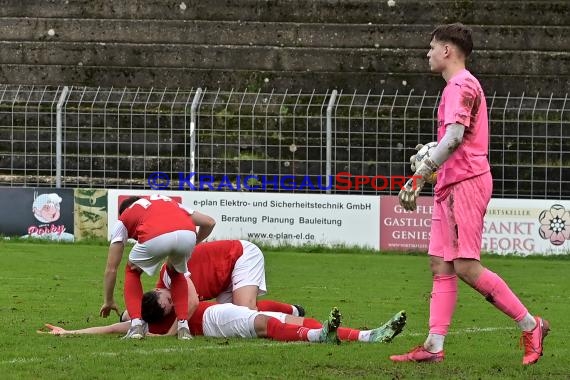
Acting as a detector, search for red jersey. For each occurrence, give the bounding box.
[157,240,244,300]
[148,301,215,336]
[119,195,196,243]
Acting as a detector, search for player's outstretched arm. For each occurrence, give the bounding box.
[39,322,130,336]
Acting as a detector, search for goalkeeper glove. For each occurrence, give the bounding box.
[398,177,425,211]
[410,144,438,184]
[399,157,439,211]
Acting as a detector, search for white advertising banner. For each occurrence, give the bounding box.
[378,196,570,256]
[107,190,380,249]
[107,190,570,255]
[483,199,570,255]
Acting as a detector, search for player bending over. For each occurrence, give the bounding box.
[100,194,215,340]
[154,239,305,316]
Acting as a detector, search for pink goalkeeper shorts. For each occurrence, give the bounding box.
[428,171,492,261]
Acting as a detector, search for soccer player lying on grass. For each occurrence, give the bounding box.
[120,297,304,331]
[42,303,341,344]
[158,239,305,317]
[114,239,305,339]
[40,300,407,345]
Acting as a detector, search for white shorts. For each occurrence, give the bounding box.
[216,240,267,303]
[257,311,287,323]
[202,303,259,338]
[129,230,196,275]
[202,303,289,338]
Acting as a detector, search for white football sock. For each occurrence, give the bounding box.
[291,306,300,317]
[518,313,537,332]
[178,320,189,330]
[358,330,371,342]
[424,333,445,352]
[306,329,321,342]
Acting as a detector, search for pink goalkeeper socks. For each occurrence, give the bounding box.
[428,274,458,335]
[473,268,528,322]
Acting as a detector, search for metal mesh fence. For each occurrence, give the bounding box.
[0,85,568,199]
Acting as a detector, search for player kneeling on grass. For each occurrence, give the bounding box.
[158,239,305,317]
[40,300,407,345]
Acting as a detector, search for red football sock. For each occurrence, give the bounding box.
[257,300,294,314]
[266,317,310,341]
[302,318,322,329]
[166,266,189,321]
[337,327,361,341]
[124,265,143,320]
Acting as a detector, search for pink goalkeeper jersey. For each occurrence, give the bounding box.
[435,69,491,200]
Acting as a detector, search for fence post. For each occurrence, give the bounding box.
[55,86,69,188]
[190,87,203,186]
[326,90,337,194]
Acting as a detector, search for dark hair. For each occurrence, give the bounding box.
[431,23,473,57]
[141,290,165,323]
[119,196,141,216]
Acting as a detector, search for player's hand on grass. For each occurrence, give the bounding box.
[100,301,120,318]
[38,323,69,336]
[398,177,425,211]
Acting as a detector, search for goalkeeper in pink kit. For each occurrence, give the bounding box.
[393,23,549,365]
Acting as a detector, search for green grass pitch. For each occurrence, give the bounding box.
[0,240,569,379]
